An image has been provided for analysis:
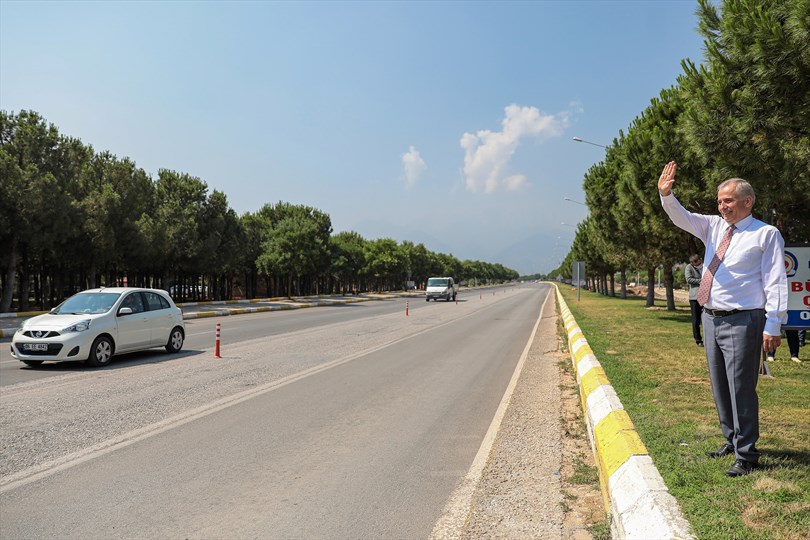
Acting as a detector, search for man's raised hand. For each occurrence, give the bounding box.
[658,161,677,196]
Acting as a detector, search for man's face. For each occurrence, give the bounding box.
[692,259,702,267]
[717,184,753,225]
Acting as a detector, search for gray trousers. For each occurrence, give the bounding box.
[702,309,765,463]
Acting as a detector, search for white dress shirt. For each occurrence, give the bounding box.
[661,192,788,336]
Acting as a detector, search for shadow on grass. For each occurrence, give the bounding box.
[764,449,810,468]
[656,315,693,324]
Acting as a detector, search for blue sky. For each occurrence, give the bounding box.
[1,1,705,275]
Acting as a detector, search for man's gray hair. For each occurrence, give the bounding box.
[718,178,756,205]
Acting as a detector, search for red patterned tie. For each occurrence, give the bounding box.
[696,224,736,307]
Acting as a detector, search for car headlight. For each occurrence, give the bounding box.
[63,319,92,333]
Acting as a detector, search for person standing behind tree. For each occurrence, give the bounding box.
[658,161,787,477]
[685,254,704,347]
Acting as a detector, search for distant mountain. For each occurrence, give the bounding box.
[345,219,455,255]
[493,232,557,275]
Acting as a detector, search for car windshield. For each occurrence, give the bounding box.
[427,278,449,287]
[53,292,121,315]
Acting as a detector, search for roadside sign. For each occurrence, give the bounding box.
[785,244,809,329]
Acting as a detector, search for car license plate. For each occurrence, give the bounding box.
[23,343,48,351]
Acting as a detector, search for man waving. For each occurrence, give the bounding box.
[658,161,787,477]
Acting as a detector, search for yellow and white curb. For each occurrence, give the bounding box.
[556,286,694,540]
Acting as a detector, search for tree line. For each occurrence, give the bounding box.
[550,0,809,309]
[0,111,518,312]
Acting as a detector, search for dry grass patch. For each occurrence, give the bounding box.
[741,502,770,532]
[680,376,712,387]
[753,477,800,494]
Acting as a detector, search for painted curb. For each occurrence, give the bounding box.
[555,285,695,540]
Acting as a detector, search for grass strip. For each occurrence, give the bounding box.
[559,286,810,540]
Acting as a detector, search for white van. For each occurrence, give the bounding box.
[425,277,458,302]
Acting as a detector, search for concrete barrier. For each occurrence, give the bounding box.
[555,285,694,540]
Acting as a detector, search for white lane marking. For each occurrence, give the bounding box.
[429,287,552,540]
[0,296,511,494]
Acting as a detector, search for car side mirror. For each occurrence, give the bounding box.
[118,307,133,316]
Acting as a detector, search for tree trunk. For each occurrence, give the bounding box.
[19,267,30,311]
[664,264,675,311]
[53,272,63,307]
[646,266,656,307]
[88,261,97,289]
[0,238,17,312]
[34,272,41,310]
[620,268,627,299]
[164,270,173,300]
[43,272,52,310]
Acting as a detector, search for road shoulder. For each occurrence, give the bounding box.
[450,287,604,539]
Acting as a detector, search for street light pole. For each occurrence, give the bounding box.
[563,197,587,206]
[572,136,607,149]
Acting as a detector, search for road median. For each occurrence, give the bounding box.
[556,285,695,540]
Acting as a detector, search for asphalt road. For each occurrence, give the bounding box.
[1,284,551,539]
[1,294,409,386]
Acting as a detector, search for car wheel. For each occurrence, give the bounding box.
[426,298,430,302]
[165,327,184,353]
[86,336,114,367]
[21,360,43,367]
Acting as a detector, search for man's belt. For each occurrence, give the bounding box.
[703,308,744,317]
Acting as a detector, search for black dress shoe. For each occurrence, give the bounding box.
[706,443,734,458]
[726,459,759,477]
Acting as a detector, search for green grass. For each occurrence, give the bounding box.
[559,287,810,540]
[588,517,612,540]
[571,456,600,485]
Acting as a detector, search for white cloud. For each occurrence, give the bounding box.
[460,104,571,194]
[504,174,529,191]
[402,146,426,188]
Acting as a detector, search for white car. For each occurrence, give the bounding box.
[10,287,185,368]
